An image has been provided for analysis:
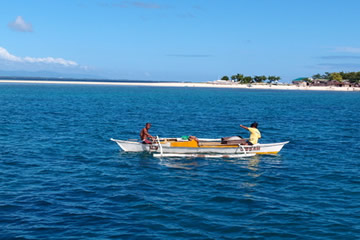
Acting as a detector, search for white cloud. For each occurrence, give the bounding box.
[333,46,360,54]
[0,47,21,62]
[0,47,78,67]
[8,16,33,32]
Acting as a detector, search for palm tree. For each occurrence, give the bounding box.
[268,76,276,83]
[236,74,244,82]
[221,76,229,81]
[242,76,253,83]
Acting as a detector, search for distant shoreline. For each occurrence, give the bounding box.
[1,79,360,92]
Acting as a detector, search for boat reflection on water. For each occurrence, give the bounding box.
[157,154,263,171]
[242,156,261,191]
[157,157,204,170]
[160,160,200,170]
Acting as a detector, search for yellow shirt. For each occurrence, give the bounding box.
[248,127,261,144]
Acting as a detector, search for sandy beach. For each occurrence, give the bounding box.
[1,79,359,92]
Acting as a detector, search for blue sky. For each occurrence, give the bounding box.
[1,0,360,82]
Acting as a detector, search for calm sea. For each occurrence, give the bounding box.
[1,84,359,239]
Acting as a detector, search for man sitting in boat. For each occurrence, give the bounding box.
[140,123,154,144]
[240,122,261,145]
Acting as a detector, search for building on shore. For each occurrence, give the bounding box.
[293,77,359,88]
[292,78,309,87]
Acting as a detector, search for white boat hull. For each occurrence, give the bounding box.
[110,139,149,152]
[110,138,289,155]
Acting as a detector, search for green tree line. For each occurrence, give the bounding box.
[312,71,360,83]
[221,74,281,84]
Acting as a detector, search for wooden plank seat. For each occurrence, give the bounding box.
[222,140,247,145]
[198,141,222,146]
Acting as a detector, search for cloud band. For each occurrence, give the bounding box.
[0,47,78,67]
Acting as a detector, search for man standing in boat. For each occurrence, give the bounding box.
[140,123,154,144]
[240,122,261,145]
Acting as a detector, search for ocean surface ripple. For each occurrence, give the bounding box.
[1,84,359,239]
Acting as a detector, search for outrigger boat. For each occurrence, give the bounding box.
[110,136,289,158]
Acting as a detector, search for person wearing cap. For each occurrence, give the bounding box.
[140,123,154,144]
[239,122,261,145]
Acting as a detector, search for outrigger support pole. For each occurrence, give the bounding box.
[238,144,247,155]
[156,136,163,157]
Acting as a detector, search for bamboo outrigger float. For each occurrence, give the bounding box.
[110,137,289,158]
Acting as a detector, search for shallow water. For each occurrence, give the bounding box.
[1,84,360,239]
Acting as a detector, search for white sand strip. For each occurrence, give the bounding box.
[0,80,359,92]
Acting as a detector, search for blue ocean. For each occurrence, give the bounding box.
[1,84,359,239]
